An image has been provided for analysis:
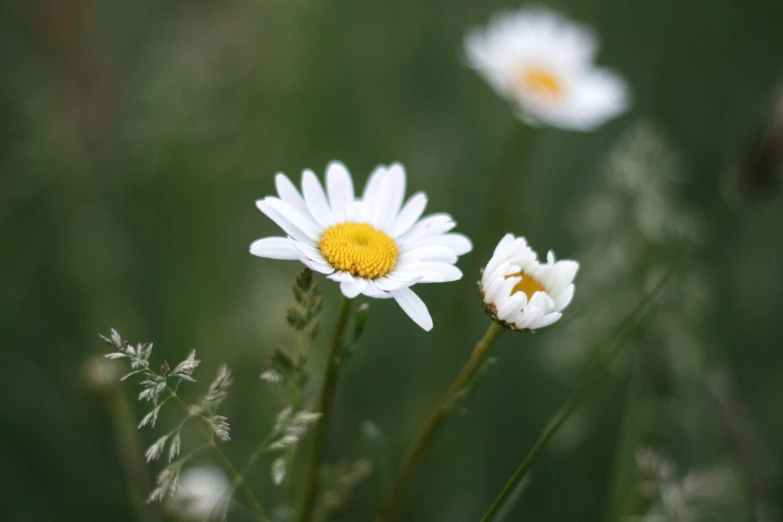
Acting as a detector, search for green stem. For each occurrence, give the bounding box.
[168,390,270,521]
[382,321,506,521]
[479,270,677,522]
[296,295,354,522]
[286,331,308,503]
[104,387,154,520]
[602,343,644,522]
[474,118,537,260]
[210,441,270,521]
[208,428,282,522]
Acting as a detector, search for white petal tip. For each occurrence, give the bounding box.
[392,287,433,331]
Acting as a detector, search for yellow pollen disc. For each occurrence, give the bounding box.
[515,67,563,99]
[505,271,546,300]
[318,222,399,279]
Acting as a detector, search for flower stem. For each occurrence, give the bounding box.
[209,441,270,521]
[296,295,354,522]
[286,331,308,503]
[208,428,283,521]
[475,118,537,259]
[168,390,270,521]
[478,269,676,522]
[103,386,154,520]
[382,321,505,521]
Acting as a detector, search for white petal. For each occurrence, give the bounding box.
[392,287,433,331]
[376,163,406,230]
[517,306,544,330]
[555,260,579,284]
[389,192,428,238]
[420,262,463,282]
[262,197,322,240]
[291,241,330,265]
[256,199,318,244]
[327,272,354,284]
[551,69,630,131]
[249,237,300,260]
[385,268,430,284]
[364,280,393,299]
[528,291,555,313]
[488,239,534,277]
[275,173,308,217]
[375,275,423,292]
[400,245,458,264]
[492,234,516,258]
[497,292,526,321]
[326,161,354,222]
[483,275,511,304]
[504,276,526,301]
[397,213,456,245]
[383,267,424,285]
[340,279,366,299]
[299,255,334,275]
[400,230,471,254]
[302,169,334,228]
[508,238,535,262]
[553,284,575,311]
[389,261,462,283]
[359,165,387,223]
[429,233,473,256]
[483,261,517,288]
[530,312,562,330]
[483,254,507,281]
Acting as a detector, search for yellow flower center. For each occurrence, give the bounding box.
[505,271,546,300]
[318,222,399,279]
[515,67,563,100]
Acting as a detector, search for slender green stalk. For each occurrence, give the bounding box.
[286,331,308,503]
[479,270,677,522]
[382,321,506,521]
[240,432,278,480]
[168,390,270,521]
[474,118,537,260]
[602,345,644,522]
[208,426,286,521]
[296,295,354,522]
[104,387,154,520]
[209,441,270,521]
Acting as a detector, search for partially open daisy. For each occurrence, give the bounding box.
[464,6,630,131]
[481,234,577,331]
[250,161,472,331]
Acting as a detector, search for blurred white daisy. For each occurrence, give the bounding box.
[481,234,578,330]
[464,6,630,131]
[168,466,230,520]
[250,161,472,331]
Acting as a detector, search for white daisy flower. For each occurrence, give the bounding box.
[464,6,630,131]
[250,161,472,331]
[481,234,578,331]
[168,466,230,520]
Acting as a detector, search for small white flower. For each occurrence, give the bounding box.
[250,161,473,331]
[481,234,578,330]
[464,6,630,131]
[168,466,231,520]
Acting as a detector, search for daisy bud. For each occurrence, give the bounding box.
[480,234,578,331]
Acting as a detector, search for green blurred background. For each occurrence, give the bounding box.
[2,0,783,520]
